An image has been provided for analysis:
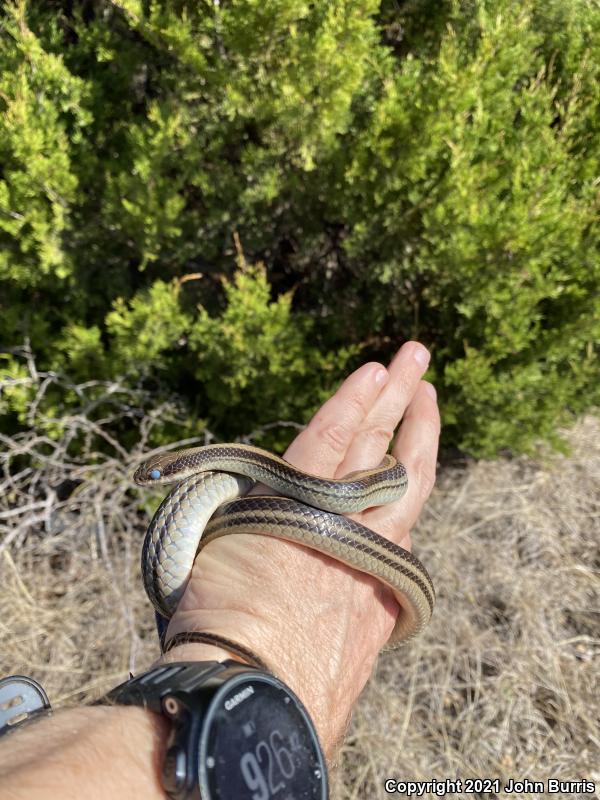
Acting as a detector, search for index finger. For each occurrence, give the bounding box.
[283,361,389,477]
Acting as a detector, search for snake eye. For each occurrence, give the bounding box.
[149,468,162,480]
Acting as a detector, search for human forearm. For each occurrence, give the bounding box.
[0,704,173,800]
[0,635,260,800]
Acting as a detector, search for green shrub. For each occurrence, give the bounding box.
[1,0,598,458]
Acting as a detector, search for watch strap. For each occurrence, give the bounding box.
[104,660,262,717]
[105,661,234,714]
[163,631,272,672]
[155,612,271,673]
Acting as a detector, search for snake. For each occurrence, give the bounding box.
[135,444,435,647]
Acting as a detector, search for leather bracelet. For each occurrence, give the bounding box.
[162,631,272,673]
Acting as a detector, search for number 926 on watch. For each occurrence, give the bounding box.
[198,670,328,800]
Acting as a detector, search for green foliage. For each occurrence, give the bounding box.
[0,355,31,423]
[0,1,90,287]
[105,279,191,375]
[0,0,598,458]
[341,1,600,455]
[189,262,359,439]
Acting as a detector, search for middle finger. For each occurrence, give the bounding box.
[338,340,431,478]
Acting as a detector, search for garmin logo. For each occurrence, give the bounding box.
[224,685,254,711]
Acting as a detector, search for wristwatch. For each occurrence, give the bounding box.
[0,675,51,737]
[106,659,328,800]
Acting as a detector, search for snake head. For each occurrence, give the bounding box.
[134,455,178,485]
[134,447,208,485]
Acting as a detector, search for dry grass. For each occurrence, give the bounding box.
[0,368,598,798]
[330,415,600,799]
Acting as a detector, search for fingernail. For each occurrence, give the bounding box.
[424,382,437,400]
[375,367,389,386]
[413,345,430,367]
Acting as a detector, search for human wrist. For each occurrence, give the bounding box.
[158,537,395,758]
[157,606,362,761]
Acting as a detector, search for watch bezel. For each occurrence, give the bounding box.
[197,669,328,800]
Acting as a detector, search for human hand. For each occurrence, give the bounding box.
[158,341,440,758]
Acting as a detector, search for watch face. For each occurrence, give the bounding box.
[198,672,327,800]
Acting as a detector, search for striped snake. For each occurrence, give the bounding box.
[135,444,434,647]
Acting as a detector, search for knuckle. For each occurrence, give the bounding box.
[374,514,404,541]
[365,508,410,546]
[345,390,370,421]
[412,455,437,500]
[357,424,394,451]
[409,411,440,441]
[317,422,352,454]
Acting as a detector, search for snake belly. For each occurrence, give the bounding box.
[136,444,435,647]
